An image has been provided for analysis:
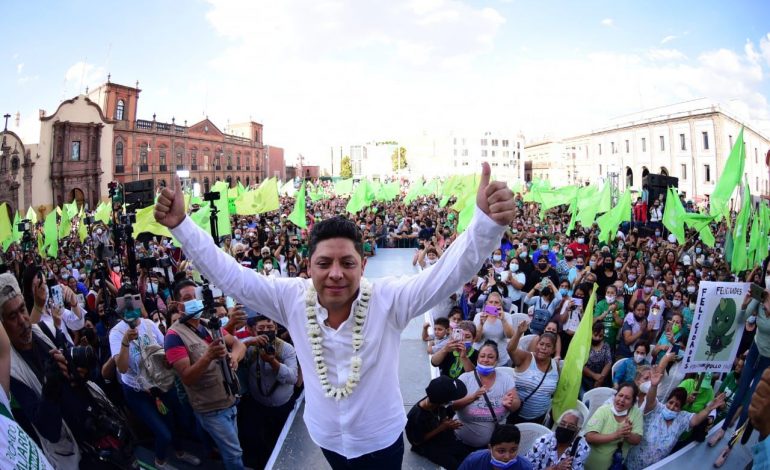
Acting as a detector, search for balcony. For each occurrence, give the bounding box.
[176,165,184,170]
[191,165,198,170]
[115,165,124,173]
[245,166,250,171]
[215,165,221,171]
[159,165,168,172]
[236,166,241,171]
[140,165,149,172]
[226,165,233,171]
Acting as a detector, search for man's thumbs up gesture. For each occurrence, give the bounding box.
[476,162,515,226]
[154,175,186,229]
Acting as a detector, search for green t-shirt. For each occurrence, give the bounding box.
[594,300,625,346]
[584,404,644,470]
[716,372,739,422]
[679,378,714,413]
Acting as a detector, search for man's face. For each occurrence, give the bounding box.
[1,296,33,350]
[255,319,276,333]
[308,238,366,310]
[178,285,197,303]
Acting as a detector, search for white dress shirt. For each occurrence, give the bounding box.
[171,206,504,458]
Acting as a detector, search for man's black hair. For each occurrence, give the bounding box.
[489,424,521,446]
[117,284,139,296]
[173,279,198,299]
[308,216,364,259]
[434,317,450,329]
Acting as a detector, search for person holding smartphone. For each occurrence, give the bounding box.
[23,266,84,348]
[473,292,515,366]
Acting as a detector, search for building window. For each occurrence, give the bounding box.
[503,150,510,157]
[191,150,197,168]
[704,164,711,182]
[641,137,646,152]
[729,135,733,148]
[176,148,184,168]
[598,144,602,155]
[140,144,148,166]
[481,150,488,157]
[491,150,496,157]
[680,133,686,151]
[659,136,665,151]
[756,148,759,163]
[481,139,488,146]
[236,154,241,168]
[0,157,6,172]
[502,140,509,147]
[214,152,221,168]
[462,149,468,157]
[71,141,81,161]
[115,142,124,166]
[625,140,630,153]
[681,164,687,179]
[491,139,499,146]
[702,131,709,150]
[116,100,125,120]
[159,149,166,166]
[611,142,615,154]
[226,152,233,168]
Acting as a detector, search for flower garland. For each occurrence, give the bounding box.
[305,278,372,400]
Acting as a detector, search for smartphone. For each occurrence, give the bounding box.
[195,286,224,301]
[225,296,235,309]
[76,294,85,306]
[750,283,765,301]
[572,298,583,307]
[484,304,500,317]
[672,344,681,355]
[49,285,64,308]
[451,328,464,342]
[115,294,142,313]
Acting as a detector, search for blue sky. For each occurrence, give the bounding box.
[4,0,770,163]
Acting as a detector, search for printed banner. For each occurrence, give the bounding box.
[682,281,748,374]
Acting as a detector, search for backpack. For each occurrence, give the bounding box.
[530,298,552,335]
[137,343,176,393]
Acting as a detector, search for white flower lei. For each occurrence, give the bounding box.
[305,278,372,400]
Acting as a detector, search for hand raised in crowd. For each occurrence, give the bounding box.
[33,275,47,309]
[516,320,529,337]
[154,175,186,229]
[227,305,247,331]
[476,162,515,226]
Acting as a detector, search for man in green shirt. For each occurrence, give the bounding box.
[594,285,625,352]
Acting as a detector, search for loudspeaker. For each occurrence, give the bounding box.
[124,179,154,193]
[643,173,678,204]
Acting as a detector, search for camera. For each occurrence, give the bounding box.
[70,345,97,371]
[261,331,277,355]
[158,256,173,269]
[83,215,95,226]
[203,191,221,202]
[139,256,157,270]
[120,213,136,225]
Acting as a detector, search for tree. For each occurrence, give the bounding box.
[340,155,353,178]
[391,146,407,172]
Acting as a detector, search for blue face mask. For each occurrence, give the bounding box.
[183,299,205,319]
[660,406,679,421]
[490,456,518,469]
[464,341,473,350]
[476,364,495,376]
[559,288,569,296]
[123,308,141,327]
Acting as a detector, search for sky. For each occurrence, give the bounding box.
[4,0,770,166]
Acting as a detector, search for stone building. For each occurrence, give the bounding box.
[0,128,34,216]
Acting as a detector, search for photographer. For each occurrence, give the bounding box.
[23,266,85,348]
[109,285,198,469]
[165,280,246,470]
[0,272,82,468]
[240,315,299,468]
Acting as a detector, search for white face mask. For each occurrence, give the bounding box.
[634,353,646,364]
[672,299,681,307]
[113,266,121,273]
[509,263,519,272]
[687,286,696,294]
[265,263,273,272]
[577,237,585,244]
[96,228,103,235]
[492,255,502,262]
[426,257,437,265]
[605,295,616,304]
[639,380,651,394]
[611,404,629,417]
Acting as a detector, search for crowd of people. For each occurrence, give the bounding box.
[0,173,768,470]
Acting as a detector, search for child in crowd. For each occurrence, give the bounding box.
[423,317,451,354]
[458,424,533,470]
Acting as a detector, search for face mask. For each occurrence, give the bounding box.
[541,244,549,252]
[476,364,495,376]
[634,353,645,364]
[538,263,548,270]
[61,273,70,280]
[219,316,229,327]
[615,261,623,269]
[565,255,574,262]
[589,261,596,269]
[591,338,602,345]
[492,255,502,262]
[519,251,528,259]
[611,404,629,417]
[265,263,273,272]
[509,263,519,272]
[96,228,103,235]
[426,257,437,266]
[672,299,681,307]
[661,406,679,421]
[672,324,681,335]
[628,274,637,282]
[687,286,696,294]
[559,288,569,296]
[123,308,142,327]
[554,426,577,444]
[113,266,121,273]
[464,341,472,350]
[577,237,585,244]
[490,456,518,469]
[689,303,696,310]
[653,270,661,278]
[695,247,702,254]
[748,315,757,325]
[639,380,651,394]
[643,286,652,294]
[551,247,559,254]
[655,231,661,237]
[234,234,241,240]
[576,264,584,270]
[449,321,458,329]
[605,295,616,304]
[184,299,205,319]
[147,283,158,294]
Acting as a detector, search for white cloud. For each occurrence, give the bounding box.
[647,48,687,61]
[16,63,23,74]
[63,61,106,97]
[759,33,770,67]
[601,18,614,27]
[660,35,677,45]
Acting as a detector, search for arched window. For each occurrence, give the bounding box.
[236,151,241,169]
[116,100,125,120]
[140,144,148,166]
[0,156,6,172]
[203,177,210,193]
[226,151,232,169]
[159,148,167,167]
[190,148,198,169]
[115,141,124,166]
[246,176,250,186]
[176,147,184,169]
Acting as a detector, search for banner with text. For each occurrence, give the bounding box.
[682,281,748,374]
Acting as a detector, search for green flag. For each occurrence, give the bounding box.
[662,187,686,244]
[552,284,598,420]
[682,213,716,248]
[58,205,71,240]
[403,179,424,205]
[334,178,353,196]
[596,190,631,243]
[731,182,751,273]
[288,182,308,229]
[711,127,746,221]
[134,204,173,238]
[0,204,12,250]
[64,199,79,219]
[78,217,88,243]
[597,181,612,214]
[377,182,400,202]
[94,201,112,224]
[346,179,376,214]
[210,181,233,236]
[25,206,37,224]
[190,202,211,234]
[453,175,478,233]
[748,210,762,268]
[43,210,58,258]
[280,179,296,197]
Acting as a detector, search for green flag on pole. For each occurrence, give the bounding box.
[288,182,308,229]
[596,190,631,243]
[43,210,58,258]
[662,187,686,244]
[334,178,353,196]
[190,203,211,234]
[731,182,751,273]
[0,204,12,250]
[211,181,233,236]
[682,213,716,248]
[25,206,38,224]
[58,205,71,240]
[346,179,376,214]
[94,201,112,224]
[711,127,745,221]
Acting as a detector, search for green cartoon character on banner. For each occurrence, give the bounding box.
[705,298,737,360]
